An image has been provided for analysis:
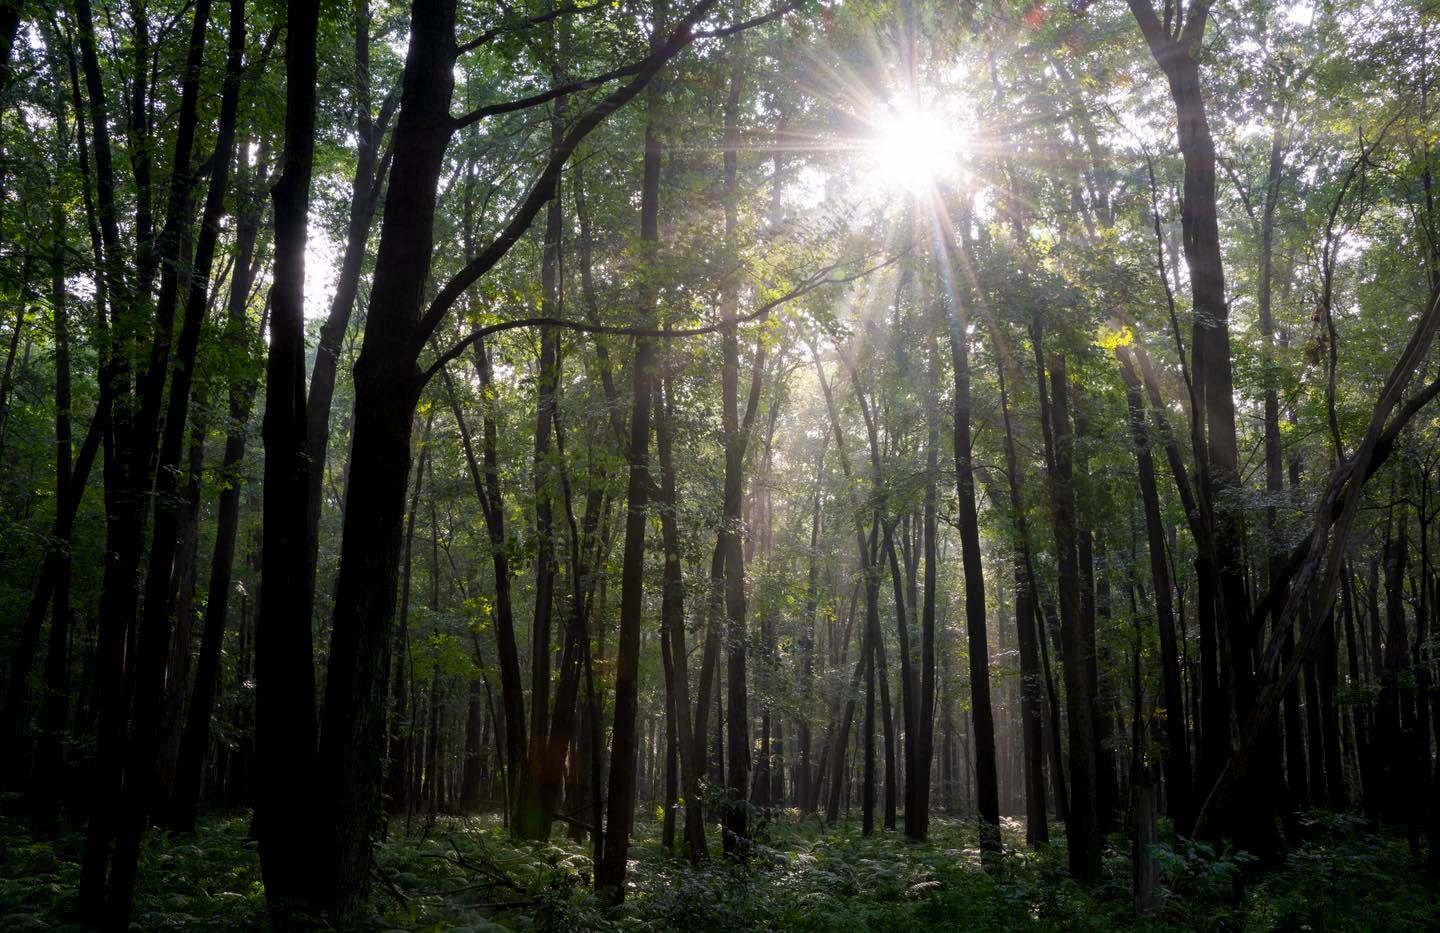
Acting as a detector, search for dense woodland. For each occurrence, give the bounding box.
[3,0,1440,929]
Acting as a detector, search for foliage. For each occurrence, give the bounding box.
[3,809,1436,932]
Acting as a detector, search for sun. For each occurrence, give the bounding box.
[866,101,968,193]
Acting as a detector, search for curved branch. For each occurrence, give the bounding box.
[412,0,723,352]
[418,252,903,387]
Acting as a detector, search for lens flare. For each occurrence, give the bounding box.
[866,102,968,193]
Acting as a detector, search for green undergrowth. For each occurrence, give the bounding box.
[1,802,1435,931]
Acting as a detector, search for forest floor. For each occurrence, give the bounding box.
[1,800,1436,932]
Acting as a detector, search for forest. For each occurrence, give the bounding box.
[2,0,1440,929]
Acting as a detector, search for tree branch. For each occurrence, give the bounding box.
[418,253,902,387]
[452,59,647,129]
[456,3,607,56]
[692,0,802,39]
[413,0,724,352]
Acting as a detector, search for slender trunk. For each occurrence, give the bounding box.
[107,2,245,921]
[0,302,23,459]
[1117,346,1194,833]
[167,150,265,834]
[74,0,153,909]
[945,277,1000,855]
[1074,396,1119,832]
[159,401,208,801]
[595,61,662,898]
[718,27,754,858]
[514,76,567,837]
[387,414,433,817]
[1046,352,1101,884]
[656,364,706,861]
[445,347,526,814]
[303,0,389,603]
[995,354,1048,844]
[31,154,76,825]
[914,345,939,838]
[797,440,827,814]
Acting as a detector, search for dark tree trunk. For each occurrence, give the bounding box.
[1130,0,1271,848]
[387,414,433,819]
[513,83,567,837]
[797,441,827,813]
[254,0,323,920]
[30,157,76,826]
[718,34,754,859]
[913,344,940,839]
[73,0,156,910]
[159,401,208,802]
[946,284,999,854]
[1074,396,1120,833]
[106,1,245,921]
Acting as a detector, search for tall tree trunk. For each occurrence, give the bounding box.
[167,148,265,834]
[1118,346,1194,834]
[656,362,706,861]
[254,0,324,920]
[595,46,663,898]
[811,344,886,830]
[718,25,754,859]
[797,439,827,814]
[995,354,1048,844]
[1046,351,1101,884]
[944,276,1000,855]
[73,0,155,910]
[913,343,940,839]
[388,413,433,820]
[303,0,391,603]
[159,401,208,802]
[106,1,245,921]
[30,147,76,826]
[514,74,567,838]
[1129,0,1267,847]
[0,302,23,463]
[1074,394,1119,832]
